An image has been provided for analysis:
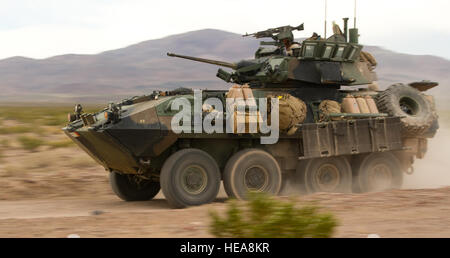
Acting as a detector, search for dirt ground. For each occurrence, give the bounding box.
[0,187,449,238]
[0,120,450,238]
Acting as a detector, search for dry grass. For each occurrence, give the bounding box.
[0,105,100,152]
[0,126,37,135]
[0,166,20,178]
[0,139,10,148]
[43,126,66,135]
[66,155,98,168]
[0,105,108,201]
[0,106,100,127]
[47,140,75,149]
[17,136,44,151]
[21,155,53,170]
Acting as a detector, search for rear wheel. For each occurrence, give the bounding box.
[223,149,282,200]
[110,171,160,201]
[353,152,403,193]
[297,157,352,194]
[160,148,221,208]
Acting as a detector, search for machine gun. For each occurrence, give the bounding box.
[166,19,374,87]
[242,23,304,40]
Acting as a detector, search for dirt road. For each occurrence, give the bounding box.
[0,187,449,238]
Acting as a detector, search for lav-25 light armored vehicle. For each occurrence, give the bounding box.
[64,19,439,208]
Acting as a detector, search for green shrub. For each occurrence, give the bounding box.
[18,136,44,151]
[209,192,337,238]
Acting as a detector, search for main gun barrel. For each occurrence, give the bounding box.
[167,53,237,70]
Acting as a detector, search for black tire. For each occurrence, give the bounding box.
[110,171,160,201]
[297,157,352,194]
[352,152,403,193]
[375,83,434,136]
[160,148,221,209]
[223,149,282,200]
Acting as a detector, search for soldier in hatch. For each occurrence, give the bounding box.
[278,28,301,56]
[308,32,321,40]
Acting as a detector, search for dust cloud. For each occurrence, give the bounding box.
[403,125,450,189]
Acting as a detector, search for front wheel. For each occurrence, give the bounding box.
[160,148,221,209]
[110,171,160,201]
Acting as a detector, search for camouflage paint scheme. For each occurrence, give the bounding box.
[64,88,405,179]
[167,39,375,87]
[63,21,437,185]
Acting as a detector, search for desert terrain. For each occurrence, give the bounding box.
[0,106,449,238]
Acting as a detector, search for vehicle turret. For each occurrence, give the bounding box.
[167,20,377,87]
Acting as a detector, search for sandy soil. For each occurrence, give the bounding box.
[0,187,449,238]
[0,125,449,238]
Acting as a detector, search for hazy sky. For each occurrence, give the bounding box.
[1,0,450,60]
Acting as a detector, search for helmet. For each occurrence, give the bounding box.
[277,28,294,42]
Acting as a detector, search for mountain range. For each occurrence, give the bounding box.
[0,29,448,106]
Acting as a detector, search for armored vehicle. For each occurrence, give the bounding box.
[64,19,439,208]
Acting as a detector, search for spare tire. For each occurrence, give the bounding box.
[375,83,434,136]
[423,95,439,138]
[423,116,439,138]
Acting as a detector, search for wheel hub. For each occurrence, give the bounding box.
[315,164,340,192]
[244,165,269,191]
[181,165,208,195]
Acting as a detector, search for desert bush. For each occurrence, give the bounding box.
[18,136,44,151]
[209,192,337,238]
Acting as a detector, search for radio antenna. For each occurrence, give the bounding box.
[324,0,328,38]
[354,0,357,28]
